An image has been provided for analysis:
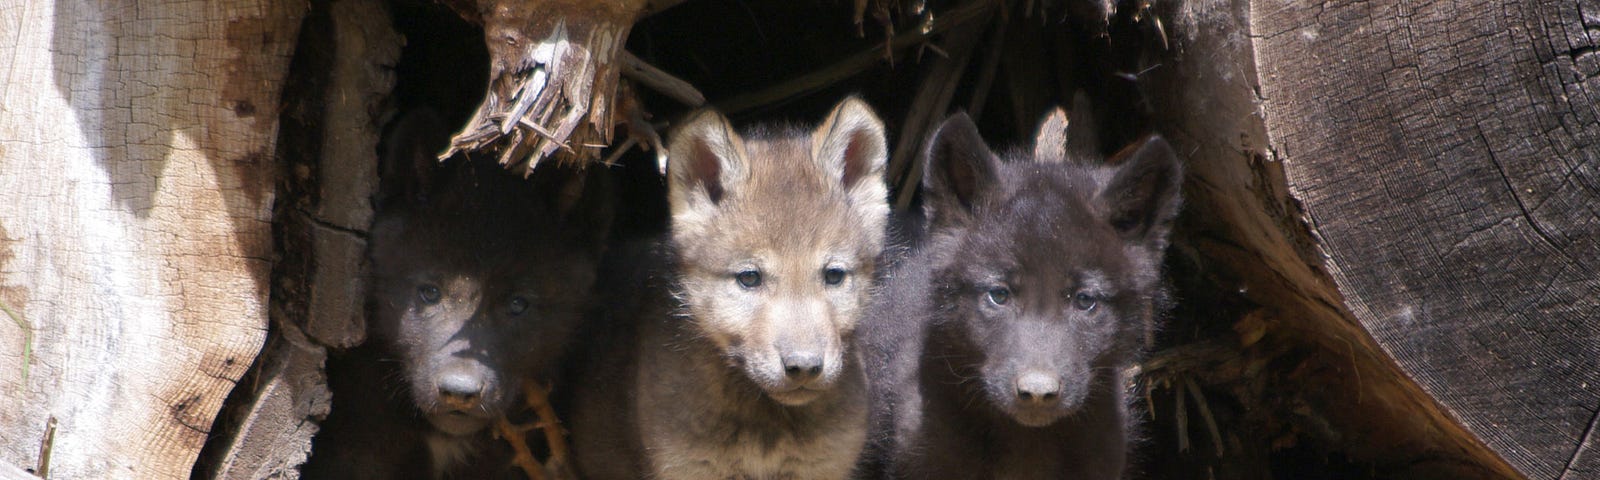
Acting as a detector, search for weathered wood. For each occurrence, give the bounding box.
[1251,0,1600,478]
[194,1,400,478]
[201,323,330,480]
[299,0,400,350]
[1,461,34,480]
[1121,0,1530,477]
[0,1,301,478]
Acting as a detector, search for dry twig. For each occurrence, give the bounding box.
[494,382,573,480]
[495,417,546,480]
[621,51,706,107]
[1184,376,1226,457]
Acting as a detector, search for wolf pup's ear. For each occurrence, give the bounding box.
[1065,91,1101,162]
[812,97,889,215]
[667,108,747,217]
[1032,107,1070,163]
[1099,135,1183,245]
[921,112,999,228]
[378,108,450,208]
[1035,92,1101,164]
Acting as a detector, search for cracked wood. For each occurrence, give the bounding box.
[1251,0,1600,478]
[0,1,301,478]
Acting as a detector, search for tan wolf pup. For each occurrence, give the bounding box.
[568,97,891,480]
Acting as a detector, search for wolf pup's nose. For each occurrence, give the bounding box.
[1015,371,1062,405]
[781,351,824,383]
[437,372,484,409]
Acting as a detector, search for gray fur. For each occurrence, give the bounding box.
[860,109,1182,479]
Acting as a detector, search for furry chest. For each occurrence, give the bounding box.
[643,419,865,480]
[636,394,868,480]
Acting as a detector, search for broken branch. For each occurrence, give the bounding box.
[440,0,650,172]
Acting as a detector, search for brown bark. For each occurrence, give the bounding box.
[1136,0,1529,477]
[1247,0,1600,478]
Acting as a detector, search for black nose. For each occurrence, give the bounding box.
[437,372,484,409]
[781,351,824,383]
[1015,371,1062,405]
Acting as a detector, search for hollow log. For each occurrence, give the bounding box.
[1,0,1589,478]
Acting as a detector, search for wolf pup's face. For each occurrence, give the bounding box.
[369,111,612,436]
[921,105,1181,428]
[666,98,889,406]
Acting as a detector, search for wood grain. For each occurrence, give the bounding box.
[0,1,301,478]
[196,0,399,477]
[1252,0,1600,478]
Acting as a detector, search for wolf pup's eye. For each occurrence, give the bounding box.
[987,287,1011,306]
[508,296,529,316]
[417,284,442,305]
[1072,292,1098,311]
[735,270,763,289]
[823,267,847,286]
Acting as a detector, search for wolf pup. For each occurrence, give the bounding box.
[568,98,890,480]
[862,103,1181,479]
[303,110,612,479]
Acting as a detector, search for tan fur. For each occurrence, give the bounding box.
[667,98,887,401]
[647,97,887,478]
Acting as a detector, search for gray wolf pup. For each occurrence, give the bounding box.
[861,103,1181,480]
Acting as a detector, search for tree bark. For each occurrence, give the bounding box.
[0,1,301,478]
[1250,0,1600,478]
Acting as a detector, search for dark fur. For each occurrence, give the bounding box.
[303,110,612,479]
[568,99,890,480]
[860,105,1181,479]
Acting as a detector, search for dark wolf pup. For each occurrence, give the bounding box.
[303,110,613,479]
[861,104,1182,479]
[568,97,891,480]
